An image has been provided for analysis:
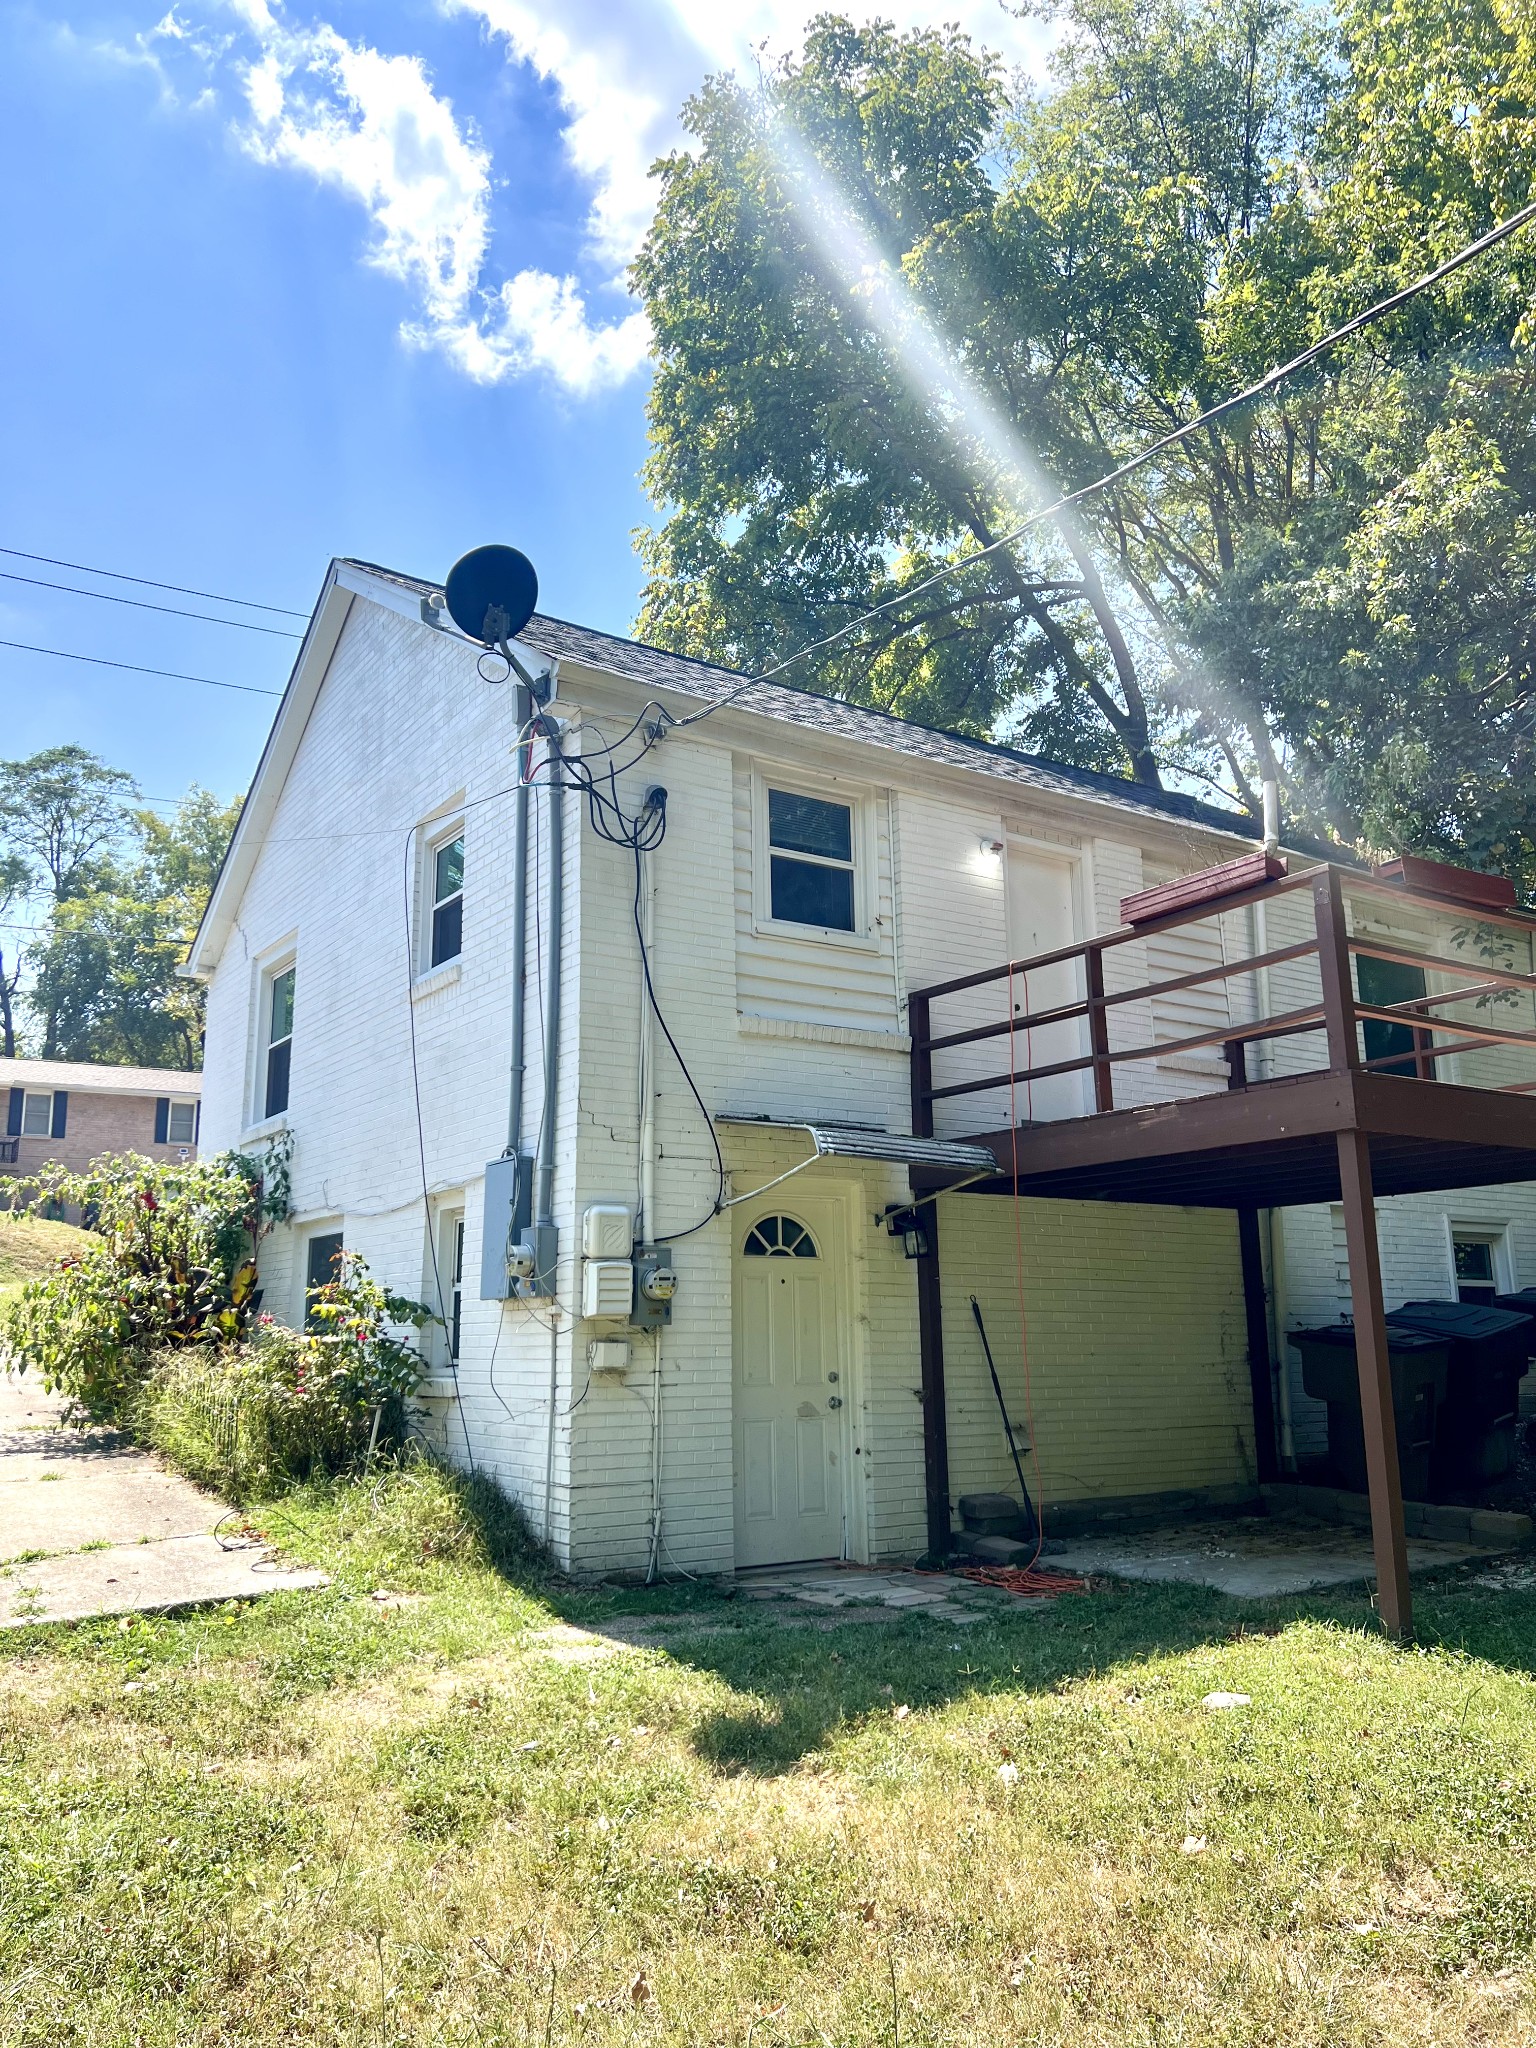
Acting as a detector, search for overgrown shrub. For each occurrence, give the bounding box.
[0,1149,281,1420]
[1,1151,435,1497]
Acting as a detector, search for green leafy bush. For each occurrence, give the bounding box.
[1,1152,435,1498]
[0,1148,282,1420]
[136,1271,432,1502]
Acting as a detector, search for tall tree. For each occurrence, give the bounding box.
[25,788,241,1070]
[0,853,29,1058]
[0,746,138,1054]
[634,0,1536,873]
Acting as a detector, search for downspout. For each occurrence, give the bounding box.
[531,723,565,1293]
[505,679,533,1158]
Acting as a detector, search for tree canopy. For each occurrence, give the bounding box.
[0,748,238,1066]
[633,0,1536,877]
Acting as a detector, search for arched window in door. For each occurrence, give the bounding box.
[743,1215,819,1258]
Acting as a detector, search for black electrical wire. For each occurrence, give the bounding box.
[0,545,309,617]
[0,567,303,638]
[0,636,283,697]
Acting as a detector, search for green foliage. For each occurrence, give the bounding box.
[635,0,1536,876]
[135,1295,431,1503]
[0,747,239,1063]
[0,1151,270,1420]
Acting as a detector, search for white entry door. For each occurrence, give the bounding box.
[1006,844,1087,1121]
[733,1210,846,1568]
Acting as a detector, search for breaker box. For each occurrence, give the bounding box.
[479,1153,532,1299]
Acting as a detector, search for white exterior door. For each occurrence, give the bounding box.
[1006,844,1087,1120]
[732,1210,846,1568]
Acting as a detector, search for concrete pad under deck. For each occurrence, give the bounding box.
[0,1373,326,1628]
[1044,1514,1505,1598]
[735,1563,1039,1622]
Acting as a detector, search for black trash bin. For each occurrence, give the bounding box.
[1386,1300,1534,1488]
[1291,1322,1449,1501]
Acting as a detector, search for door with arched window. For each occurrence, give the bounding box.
[732,1208,846,1567]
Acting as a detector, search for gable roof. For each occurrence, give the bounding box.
[190,554,1324,975]
[348,558,1274,844]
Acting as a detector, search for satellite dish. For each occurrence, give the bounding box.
[443,545,538,645]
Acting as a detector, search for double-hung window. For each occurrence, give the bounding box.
[304,1230,344,1330]
[167,1099,197,1146]
[21,1091,53,1138]
[766,787,857,933]
[263,964,295,1120]
[430,833,464,968]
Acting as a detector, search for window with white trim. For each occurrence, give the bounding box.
[167,1099,197,1146]
[428,830,464,968]
[261,962,295,1120]
[765,786,857,933]
[1452,1228,1508,1304]
[21,1091,53,1138]
[434,1207,466,1362]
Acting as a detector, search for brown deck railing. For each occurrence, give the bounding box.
[908,865,1536,1139]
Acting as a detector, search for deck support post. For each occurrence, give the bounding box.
[1236,1206,1279,1484]
[914,1196,953,1560]
[1335,1128,1412,1639]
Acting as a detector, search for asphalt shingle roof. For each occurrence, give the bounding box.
[345,558,1272,845]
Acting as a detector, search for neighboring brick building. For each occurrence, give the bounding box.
[2,1058,202,1181]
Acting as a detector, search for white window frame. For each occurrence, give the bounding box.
[300,1222,346,1330]
[250,950,297,1132]
[422,817,466,975]
[751,766,877,951]
[1444,1217,1514,1300]
[428,1204,466,1365]
[166,1099,197,1146]
[20,1091,53,1138]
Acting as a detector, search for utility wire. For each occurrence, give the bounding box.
[0,568,303,638]
[0,636,282,697]
[0,546,308,618]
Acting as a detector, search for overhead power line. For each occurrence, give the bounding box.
[0,636,283,698]
[0,545,309,618]
[0,568,303,638]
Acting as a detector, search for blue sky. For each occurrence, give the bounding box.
[0,0,1052,816]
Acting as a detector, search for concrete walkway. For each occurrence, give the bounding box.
[0,1372,326,1628]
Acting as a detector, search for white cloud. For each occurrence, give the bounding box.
[162,1,1054,397]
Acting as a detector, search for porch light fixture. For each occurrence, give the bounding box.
[884,1207,929,1258]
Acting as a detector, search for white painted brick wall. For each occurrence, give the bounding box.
[199,591,1536,1568]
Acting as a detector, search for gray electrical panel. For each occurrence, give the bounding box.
[630,1246,677,1328]
[479,1154,532,1299]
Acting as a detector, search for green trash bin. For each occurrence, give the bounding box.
[1389,1300,1533,1487]
[1291,1323,1450,1502]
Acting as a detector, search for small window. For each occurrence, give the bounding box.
[264,964,295,1119]
[430,833,464,968]
[447,1214,465,1361]
[767,787,856,932]
[304,1231,344,1329]
[167,1100,197,1146]
[1453,1233,1501,1304]
[21,1092,52,1138]
[743,1215,818,1258]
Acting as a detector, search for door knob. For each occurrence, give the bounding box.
[828,1396,843,1409]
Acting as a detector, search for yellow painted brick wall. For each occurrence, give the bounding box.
[937,1195,1258,1514]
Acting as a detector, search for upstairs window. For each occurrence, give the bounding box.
[430,833,464,968]
[767,787,856,933]
[264,964,295,1119]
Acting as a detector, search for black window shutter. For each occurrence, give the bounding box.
[50,1091,67,1139]
[6,1088,21,1137]
[154,1097,169,1145]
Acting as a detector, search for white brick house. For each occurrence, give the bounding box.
[187,558,1536,1575]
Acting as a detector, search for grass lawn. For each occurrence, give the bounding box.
[0,1213,92,1307]
[5,1470,1536,2045]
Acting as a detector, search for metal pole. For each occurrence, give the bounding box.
[915,1195,952,1559]
[1335,1128,1412,1638]
[534,728,564,1236]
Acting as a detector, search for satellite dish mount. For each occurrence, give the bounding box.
[442,544,546,692]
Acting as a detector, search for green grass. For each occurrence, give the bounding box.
[4,1466,1536,2045]
[0,1212,92,1307]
